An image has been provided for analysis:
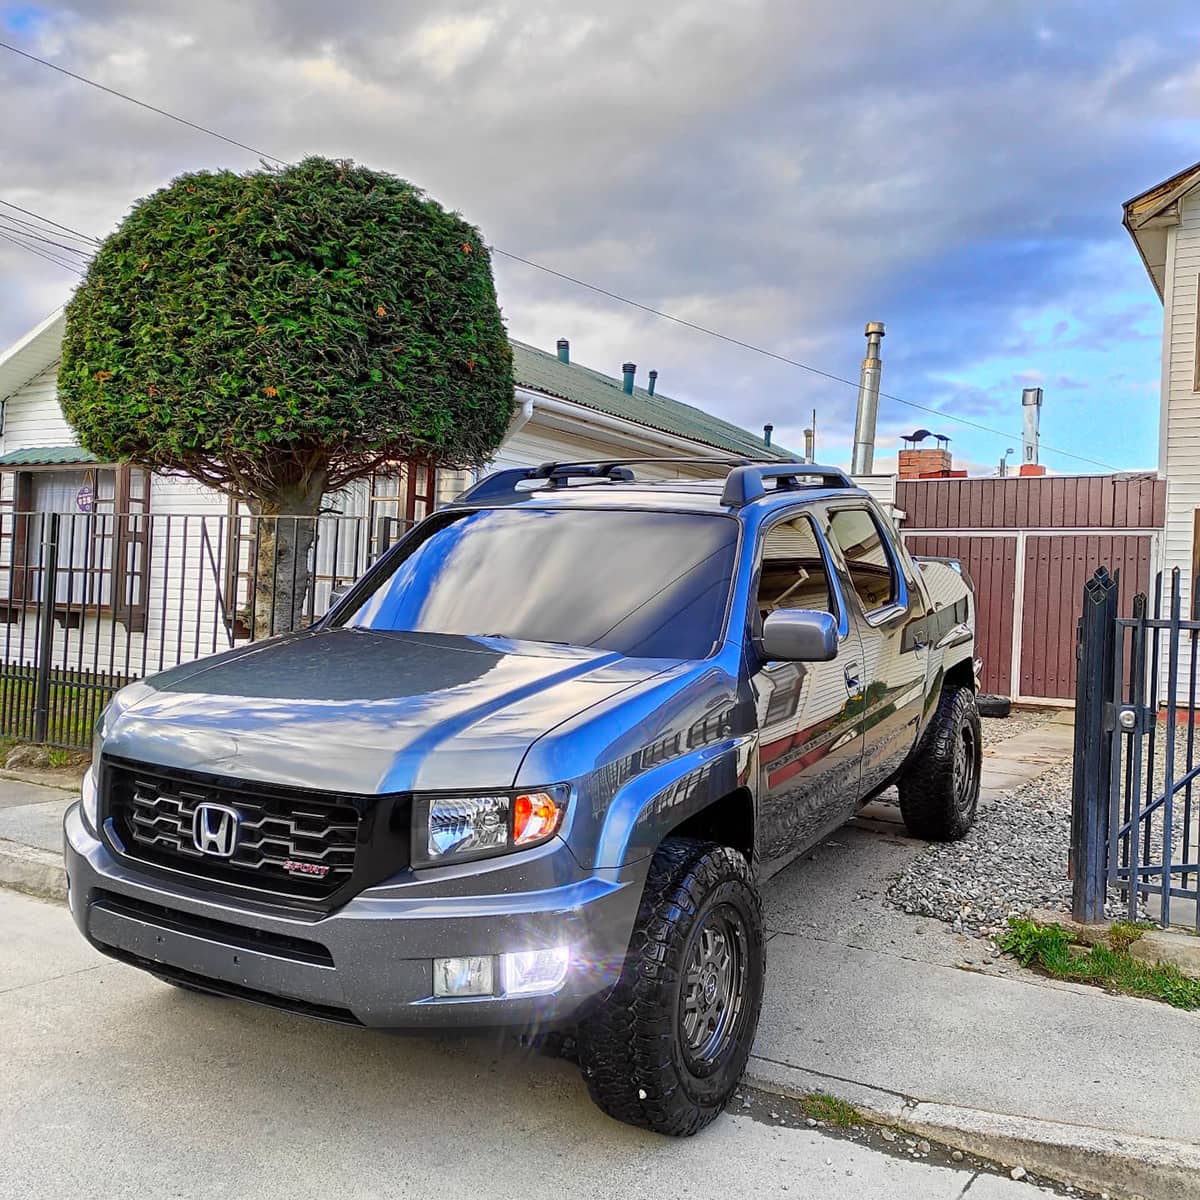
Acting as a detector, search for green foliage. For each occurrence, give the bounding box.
[801,1093,860,1128]
[59,156,513,508]
[999,919,1200,1010]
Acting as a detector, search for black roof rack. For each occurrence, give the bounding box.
[720,463,853,506]
[454,457,854,507]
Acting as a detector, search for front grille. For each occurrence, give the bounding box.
[104,760,363,900]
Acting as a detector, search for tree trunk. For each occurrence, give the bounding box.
[248,481,325,640]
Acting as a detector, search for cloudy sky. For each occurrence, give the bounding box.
[2,1,1197,474]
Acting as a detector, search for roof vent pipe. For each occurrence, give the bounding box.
[763,423,773,448]
[647,369,658,396]
[850,321,885,476]
[556,338,570,364]
[622,362,636,394]
[1022,387,1042,466]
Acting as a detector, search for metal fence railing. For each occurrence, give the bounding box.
[0,510,411,749]
[1072,565,1200,928]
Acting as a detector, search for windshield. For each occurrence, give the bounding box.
[340,507,738,659]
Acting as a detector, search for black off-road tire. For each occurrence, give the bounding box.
[898,685,982,841]
[575,836,764,1137]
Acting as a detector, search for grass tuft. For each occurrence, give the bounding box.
[999,919,1200,1010]
[801,1092,860,1127]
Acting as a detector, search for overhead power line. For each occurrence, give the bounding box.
[0,39,1119,471]
[0,216,92,259]
[0,198,99,246]
[0,228,81,272]
[0,39,282,163]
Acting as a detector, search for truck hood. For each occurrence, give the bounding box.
[103,628,667,793]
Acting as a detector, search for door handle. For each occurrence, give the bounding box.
[843,663,862,694]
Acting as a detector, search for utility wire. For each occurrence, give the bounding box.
[0,228,81,272]
[0,39,1119,471]
[0,216,92,259]
[0,39,282,163]
[0,197,101,244]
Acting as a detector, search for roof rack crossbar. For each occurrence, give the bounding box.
[720,463,854,507]
[454,456,846,507]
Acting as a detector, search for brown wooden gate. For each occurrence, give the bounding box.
[898,474,1164,703]
[905,534,1017,696]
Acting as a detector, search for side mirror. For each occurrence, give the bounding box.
[760,609,838,663]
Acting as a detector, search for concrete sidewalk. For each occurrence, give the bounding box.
[0,772,76,900]
[3,715,1199,1197]
[754,710,1200,1199]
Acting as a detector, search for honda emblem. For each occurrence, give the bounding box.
[192,802,240,858]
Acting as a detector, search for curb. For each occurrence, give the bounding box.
[0,838,66,902]
[746,1055,1200,1200]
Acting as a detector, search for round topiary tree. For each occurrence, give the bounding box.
[59,156,513,636]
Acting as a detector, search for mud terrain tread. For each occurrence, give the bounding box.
[898,685,981,841]
[576,836,764,1136]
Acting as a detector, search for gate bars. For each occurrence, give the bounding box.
[1073,565,1200,928]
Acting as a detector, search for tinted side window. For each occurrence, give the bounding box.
[756,515,834,619]
[827,508,897,613]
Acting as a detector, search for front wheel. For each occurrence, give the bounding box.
[576,837,764,1136]
[898,685,982,841]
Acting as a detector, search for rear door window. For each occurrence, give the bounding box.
[826,507,898,615]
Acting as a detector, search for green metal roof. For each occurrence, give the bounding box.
[0,445,99,467]
[511,341,797,461]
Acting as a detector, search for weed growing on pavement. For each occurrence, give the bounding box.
[801,1093,860,1127]
[999,919,1200,1010]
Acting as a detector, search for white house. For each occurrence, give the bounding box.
[1124,158,1200,611]
[0,310,792,689]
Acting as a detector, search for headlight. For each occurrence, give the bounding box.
[81,764,99,835]
[414,786,568,865]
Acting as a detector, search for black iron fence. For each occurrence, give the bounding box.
[1073,565,1200,928]
[0,510,411,749]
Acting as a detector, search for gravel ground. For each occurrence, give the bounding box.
[885,710,1136,938]
[886,757,1080,938]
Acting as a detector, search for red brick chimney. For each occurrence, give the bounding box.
[898,446,953,479]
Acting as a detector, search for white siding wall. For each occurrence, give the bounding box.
[1,364,77,450]
[1162,189,1200,615]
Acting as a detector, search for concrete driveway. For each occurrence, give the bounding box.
[0,889,1056,1200]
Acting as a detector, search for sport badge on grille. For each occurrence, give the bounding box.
[282,859,330,879]
[192,802,240,858]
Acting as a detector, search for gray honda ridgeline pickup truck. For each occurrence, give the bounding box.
[65,459,980,1136]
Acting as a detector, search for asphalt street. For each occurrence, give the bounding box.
[0,888,1065,1200]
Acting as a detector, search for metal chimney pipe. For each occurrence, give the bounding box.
[622,362,636,394]
[803,427,814,462]
[763,423,773,448]
[556,338,570,364]
[1022,387,1043,466]
[850,322,885,476]
[647,369,658,396]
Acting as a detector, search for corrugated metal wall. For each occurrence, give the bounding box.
[897,474,1165,531]
[906,535,1018,696]
[1018,534,1152,699]
[900,475,1165,702]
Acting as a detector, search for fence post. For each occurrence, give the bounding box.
[1071,566,1118,922]
[32,512,60,745]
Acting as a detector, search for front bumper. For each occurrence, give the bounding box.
[63,803,644,1029]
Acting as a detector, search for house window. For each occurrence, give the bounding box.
[6,464,151,630]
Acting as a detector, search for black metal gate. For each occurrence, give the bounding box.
[1072,566,1200,928]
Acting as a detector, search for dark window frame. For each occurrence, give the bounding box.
[823,503,908,624]
[2,462,152,630]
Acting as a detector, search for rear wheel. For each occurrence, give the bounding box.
[898,685,982,841]
[576,836,764,1136]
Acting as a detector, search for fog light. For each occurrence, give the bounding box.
[500,946,571,997]
[433,955,495,998]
